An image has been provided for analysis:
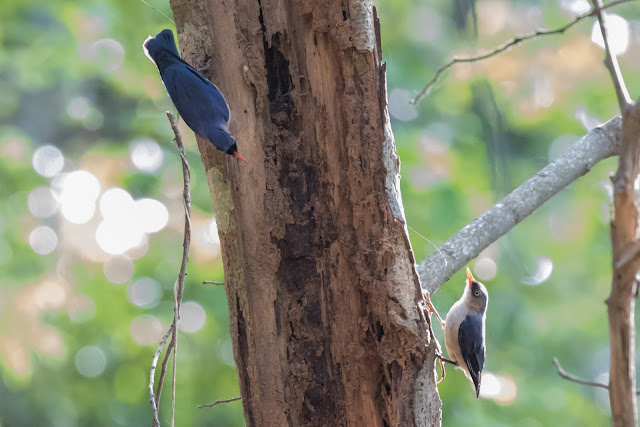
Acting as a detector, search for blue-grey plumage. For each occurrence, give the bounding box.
[143,29,246,161]
[444,267,488,398]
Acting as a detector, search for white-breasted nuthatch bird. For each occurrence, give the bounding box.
[443,267,488,397]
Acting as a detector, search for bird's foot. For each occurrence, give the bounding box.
[435,351,457,366]
[436,355,446,384]
[434,351,457,384]
[197,59,212,72]
[424,291,446,330]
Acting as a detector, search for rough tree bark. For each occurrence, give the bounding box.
[169,1,440,425]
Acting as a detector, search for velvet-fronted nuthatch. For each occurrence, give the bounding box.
[143,29,247,161]
[425,267,488,398]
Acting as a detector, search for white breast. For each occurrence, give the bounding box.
[444,300,468,374]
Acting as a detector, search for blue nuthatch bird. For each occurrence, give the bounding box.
[143,29,246,161]
[426,267,488,398]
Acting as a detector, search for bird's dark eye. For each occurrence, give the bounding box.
[474,290,481,297]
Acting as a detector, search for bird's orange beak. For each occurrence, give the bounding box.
[466,267,474,286]
[233,152,248,163]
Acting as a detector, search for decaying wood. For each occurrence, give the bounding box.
[168,0,439,425]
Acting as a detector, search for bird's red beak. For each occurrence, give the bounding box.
[466,267,474,286]
[233,152,248,163]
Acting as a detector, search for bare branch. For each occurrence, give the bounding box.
[553,357,640,395]
[590,0,633,111]
[196,397,242,408]
[203,280,225,285]
[418,116,622,294]
[553,357,610,390]
[411,0,638,104]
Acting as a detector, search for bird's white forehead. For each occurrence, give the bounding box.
[142,35,155,63]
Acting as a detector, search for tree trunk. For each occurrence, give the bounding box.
[169,0,440,425]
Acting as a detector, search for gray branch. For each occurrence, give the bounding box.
[418,115,622,294]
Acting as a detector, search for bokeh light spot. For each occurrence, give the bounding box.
[32,145,64,178]
[28,186,59,218]
[128,277,162,308]
[75,346,107,377]
[134,199,168,233]
[129,138,164,173]
[591,14,629,56]
[66,96,90,119]
[29,226,58,255]
[96,220,144,255]
[560,0,590,14]
[97,188,145,254]
[178,301,206,333]
[52,171,101,224]
[522,256,554,286]
[474,257,497,281]
[103,255,134,284]
[479,372,518,403]
[89,38,125,72]
[388,88,418,121]
[130,315,164,345]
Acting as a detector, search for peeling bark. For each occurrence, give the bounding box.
[168,1,440,425]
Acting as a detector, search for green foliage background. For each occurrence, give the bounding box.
[1,0,639,425]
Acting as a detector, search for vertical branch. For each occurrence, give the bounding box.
[608,102,640,427]
[591,1,640,425]
[149,112,192,427]
[167,111,191,427]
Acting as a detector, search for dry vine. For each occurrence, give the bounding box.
[149,111,191,427]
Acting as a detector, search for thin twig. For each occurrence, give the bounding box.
[554,357,640,395]
[203,280,225,285]
[408,225,447,267]
[156,330,176,410]
[411,0,638,104]
[591,0,633,111]
[196,397,242,408]
[150,324,175,427]
[138,0,175,23]
[553,357,610,391]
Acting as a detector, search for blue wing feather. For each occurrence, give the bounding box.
[162,64,230,138]
[458,315,485,397]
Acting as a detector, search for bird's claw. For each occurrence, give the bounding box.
[197,59,212,72]
[424,291,446,330]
